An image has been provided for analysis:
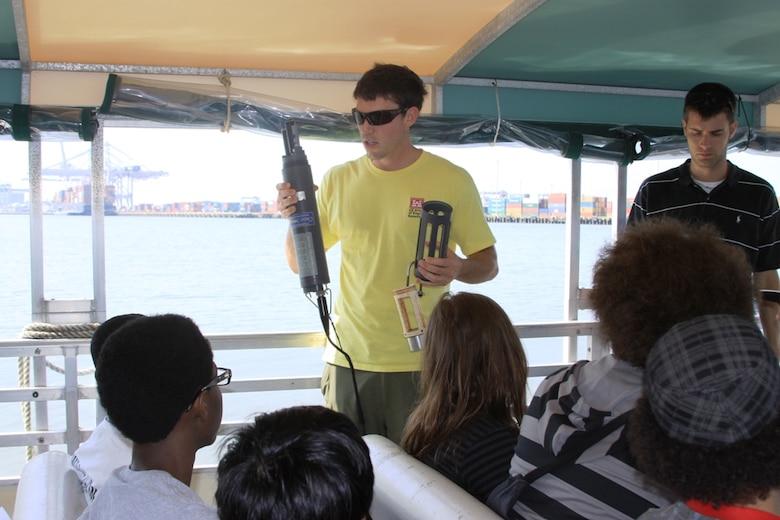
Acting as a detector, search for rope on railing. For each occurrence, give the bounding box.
[21,322,99,375]
[17,322,99,459]
[20,322,99,340]
[17,355,33,461]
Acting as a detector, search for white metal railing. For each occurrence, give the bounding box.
[0,322,606,481]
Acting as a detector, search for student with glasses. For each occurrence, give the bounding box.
[276,63,498,443]
[79,314,229,520]
[628,82,780,357]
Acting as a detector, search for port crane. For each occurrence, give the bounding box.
[42,143,168,209]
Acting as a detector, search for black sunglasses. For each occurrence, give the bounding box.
[352,107,407,126]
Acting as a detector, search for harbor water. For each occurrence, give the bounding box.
[0,214,613,475]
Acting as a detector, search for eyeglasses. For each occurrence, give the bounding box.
[185,367,231,411]
[352,107,407,126]
[203,367,232,392]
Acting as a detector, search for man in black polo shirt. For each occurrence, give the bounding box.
[628,82,780,357]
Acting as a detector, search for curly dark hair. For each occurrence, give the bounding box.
[90,313,145,364]
[216,405,373,520]
[353,63,427,110]
[628,396,780,506]
[96,314,213,444]
[590,218,755,367]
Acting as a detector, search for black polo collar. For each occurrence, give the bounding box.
[677,159,740,188]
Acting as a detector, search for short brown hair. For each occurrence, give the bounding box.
[353,63,427,110]
[684,82,738,122]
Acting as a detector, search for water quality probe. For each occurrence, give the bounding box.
[280,120,365,433]
[414,201,452,282]
[393,201,453,351]
[282,120,330,297]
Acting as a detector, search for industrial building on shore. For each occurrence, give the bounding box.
[4,183,622,223]
[482,191,612,223]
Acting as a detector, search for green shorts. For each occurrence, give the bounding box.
[321,363,420,444]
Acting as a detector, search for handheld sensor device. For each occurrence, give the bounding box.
[281,121,366,434]
[282,120,330,296]
[414,201,452,281]
[394,201,453,351]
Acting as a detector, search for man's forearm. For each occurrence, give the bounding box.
[456,246,498,284]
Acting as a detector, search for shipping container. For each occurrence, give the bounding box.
[506,205,523,217]
[549,193,566,204]
[487,198,506,215]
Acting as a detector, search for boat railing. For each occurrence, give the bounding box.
[0,321,606,483]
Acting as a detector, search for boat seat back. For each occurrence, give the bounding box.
[364,434,502,520]
[13,450,87,520]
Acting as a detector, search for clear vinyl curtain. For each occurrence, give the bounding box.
[0,104,98,141]
[98,74,662,164]
[96,73,780,163]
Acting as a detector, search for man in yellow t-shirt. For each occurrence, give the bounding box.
[277,63,498,442]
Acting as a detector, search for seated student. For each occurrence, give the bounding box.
[490,218,757,520]
[71,313,144,502]
[629,314,780,520]
[79,314,229,520]
[401,291,528,504]
[216,405,373,520]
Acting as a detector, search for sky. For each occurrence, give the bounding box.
[3,127,780,206]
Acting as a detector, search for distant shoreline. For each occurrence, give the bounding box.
[484,215,611,225]
[116,211,282,219]
[0,211,612,224]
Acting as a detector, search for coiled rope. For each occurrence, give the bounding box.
[18,322,99,460]
[20,322,99,340]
